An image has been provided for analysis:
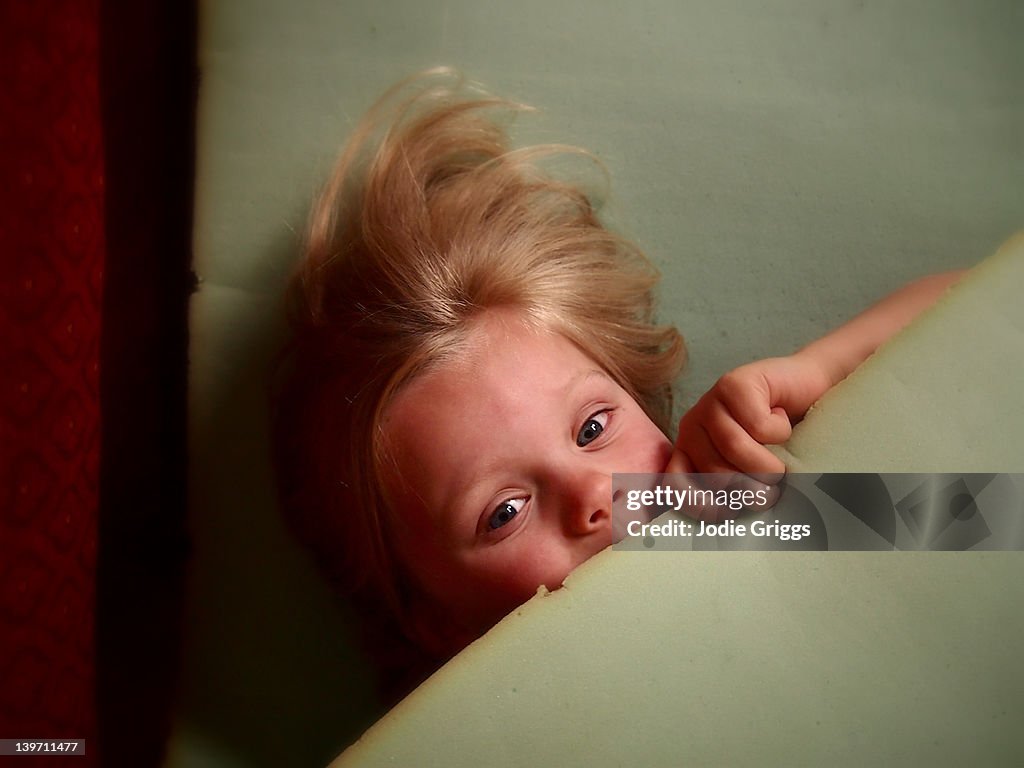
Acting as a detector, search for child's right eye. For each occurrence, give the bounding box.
[576,410,610,447]
[488,497,526,531]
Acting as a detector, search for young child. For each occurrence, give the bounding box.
[272,70,961,699]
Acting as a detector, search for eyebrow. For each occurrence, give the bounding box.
[565,368,614,395]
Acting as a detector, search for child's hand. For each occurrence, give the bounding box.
[665,270,965,480]
[666,354,833,479]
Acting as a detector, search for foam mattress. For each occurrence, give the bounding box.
[330,234,1024,766]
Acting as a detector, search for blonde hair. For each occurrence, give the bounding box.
[272,69,685,682]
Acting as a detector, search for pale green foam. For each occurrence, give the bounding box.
[332,235,1024,767]
[775,233,1024,473]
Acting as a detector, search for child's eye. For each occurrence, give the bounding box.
[488,497,526,530]
[576,411,610,447]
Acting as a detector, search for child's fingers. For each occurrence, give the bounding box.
[717,379,793,446]
[714,432,786,482]
[661,445,728,521]
[678,402,753,474]
[662,448,695,475]
[703,400,787,478]
[695,423,741,475]
[677,403,738,475]
[670,416,783,521]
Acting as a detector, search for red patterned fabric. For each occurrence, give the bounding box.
[1,0,103,763]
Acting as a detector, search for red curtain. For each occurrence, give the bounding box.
[1,0,104,763]
[1,2,194,764]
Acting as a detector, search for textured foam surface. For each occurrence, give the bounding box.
[330,236,1024,767]
[335,556,1023,767]
[774,233,1024,473]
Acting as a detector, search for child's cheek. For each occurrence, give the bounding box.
[474,539,570,607]
[505,537,590,594]
[626,417,674,474]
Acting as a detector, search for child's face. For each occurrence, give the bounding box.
[381,311,673,640]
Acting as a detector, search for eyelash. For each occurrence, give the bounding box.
[482,408,615,537]
[576,408,611,447]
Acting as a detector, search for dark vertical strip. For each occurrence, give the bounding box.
[1,2,107,763]
[97,0,197,764]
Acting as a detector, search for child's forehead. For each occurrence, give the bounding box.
[455,309,601,377]
[387,311,611,424]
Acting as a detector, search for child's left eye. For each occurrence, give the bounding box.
[488,497,526,530]
[576,411,610,447]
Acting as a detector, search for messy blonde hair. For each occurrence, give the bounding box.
[273,69,685,688]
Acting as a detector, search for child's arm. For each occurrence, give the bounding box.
[668,270,966,477]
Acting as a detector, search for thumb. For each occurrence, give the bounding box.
[663,448,695,475]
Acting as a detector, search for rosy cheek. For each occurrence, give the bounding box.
[485,546,559,598]
[466,572,543,630]
[632,428,673,473]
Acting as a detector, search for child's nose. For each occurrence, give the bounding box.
[558,465,613,536]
